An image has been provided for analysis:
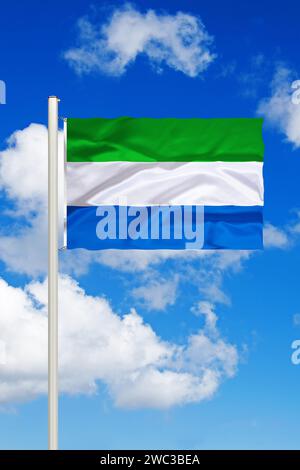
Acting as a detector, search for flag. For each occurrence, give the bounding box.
[65,117,264,250]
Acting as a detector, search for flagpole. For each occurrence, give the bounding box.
[48,96,59,450]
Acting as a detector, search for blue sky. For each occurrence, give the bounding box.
[0,0,300,450]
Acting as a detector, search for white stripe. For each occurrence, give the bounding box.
[67,161,264,207]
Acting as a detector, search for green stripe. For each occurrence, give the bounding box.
[67,117,264,163]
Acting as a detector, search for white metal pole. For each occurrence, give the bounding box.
[48,96,59,450]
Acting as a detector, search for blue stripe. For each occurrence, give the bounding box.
[66,205,263,250]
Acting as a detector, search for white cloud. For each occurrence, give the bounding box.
[110,368,219,409]
[263,213,300,250]
[192,301,218,333]
[0,124,64,276]
[0,211,48,277]
[213,250,251,272]
[131,275,178,311]
[198,270,231,306]
[257,65,300,147]
[0,124,48,211]
[184,332,237,378]
[0,275,238,409]
[263,223,290,249]
[64,5,216,77]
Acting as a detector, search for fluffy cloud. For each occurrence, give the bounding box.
[257,66,300,147]
[192,301,218,333]
[131,275,178,311]
[263,214,300,250]
[0,275,238,409]
[0,124,48,211]
[263,223,290,249]
[0,124,64,276]
[64,5,215,77]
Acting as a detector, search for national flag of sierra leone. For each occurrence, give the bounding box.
[65,117,264,250]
